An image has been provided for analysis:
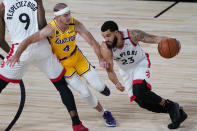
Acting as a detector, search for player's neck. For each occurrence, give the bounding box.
[116,32,124,48]
[56,20,69,32]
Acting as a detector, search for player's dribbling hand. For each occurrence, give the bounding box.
[6,53,20,67]
[115,82,125,92]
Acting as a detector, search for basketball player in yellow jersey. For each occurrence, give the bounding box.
[8,3,116,127]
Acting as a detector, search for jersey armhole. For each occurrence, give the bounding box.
[127,29,137,47]
[72,18,78,34]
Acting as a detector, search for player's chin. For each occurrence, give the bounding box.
[106,43,113,47]
[64,21,70,25]
[107,41,113,44]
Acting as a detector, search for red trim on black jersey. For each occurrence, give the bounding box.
[133,79,152,90]
[127,29,137,47]
[130,96,136,103]
[1,2,5,8]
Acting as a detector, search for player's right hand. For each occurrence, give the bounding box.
[115,82,125,92]
[6,53,20,67]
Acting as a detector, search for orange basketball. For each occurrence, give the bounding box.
[158,38,181,58]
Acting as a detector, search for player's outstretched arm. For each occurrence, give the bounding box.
[0,3,10,53]
[128,29,167,44]
[75,19,109,68]
[6,25,54,67]
[36,0,47,29]
[100,42,125,92]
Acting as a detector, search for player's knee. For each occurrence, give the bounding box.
[67,78,91,97]
[134,96,152,111]
[84,68,105,91]
[82,94,98,107]
[74,87,90,98]
[136,100,147,109]
[89,78,106,93]
[88,78,105,91]
[52,77,76,112]
[80,88,91,98]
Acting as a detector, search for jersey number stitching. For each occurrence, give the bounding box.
[19,13,30,30]
[121,57,134,65]
[63,45,70,52]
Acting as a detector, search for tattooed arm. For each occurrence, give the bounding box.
[128,29,167,44]
[0,3,10,53]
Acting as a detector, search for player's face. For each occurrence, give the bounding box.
[102,30,118,49]
[60,11,71,25]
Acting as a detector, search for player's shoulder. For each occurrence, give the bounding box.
[123,29,136,38]
[74,18,87,28]
[128,29,141,35]
[127,29,145,43]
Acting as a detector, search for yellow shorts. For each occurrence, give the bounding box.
[60,48,91,78]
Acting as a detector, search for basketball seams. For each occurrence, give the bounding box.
[167,39,172,58]
[158,38,179,58]
[158,41,162,56]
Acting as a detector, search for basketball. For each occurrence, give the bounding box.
[158,38,181,58]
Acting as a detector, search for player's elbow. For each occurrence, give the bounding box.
[28,32,43,44]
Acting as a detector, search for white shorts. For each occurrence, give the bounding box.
[119,56,152,101]
[0,40,64,83]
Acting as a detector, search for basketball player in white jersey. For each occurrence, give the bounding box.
[100,21,187,129]
[0,0,88,131]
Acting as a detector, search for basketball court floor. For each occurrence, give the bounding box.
[0,0,197,130]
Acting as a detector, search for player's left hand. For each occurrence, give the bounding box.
[99,58,109,69]
[115,82,125,92]
[6,53,20,67]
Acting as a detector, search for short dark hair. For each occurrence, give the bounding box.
[54,3,67,12]
[101,21,119,32]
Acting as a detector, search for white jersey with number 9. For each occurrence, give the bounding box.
[3,0,38,44]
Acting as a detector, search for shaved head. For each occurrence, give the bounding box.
[54,3,68,12]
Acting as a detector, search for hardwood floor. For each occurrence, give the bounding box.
[0,0,197,130]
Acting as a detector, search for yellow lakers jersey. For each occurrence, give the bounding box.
[49,17,77,60]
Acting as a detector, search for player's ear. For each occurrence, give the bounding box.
[114,30,119,35]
